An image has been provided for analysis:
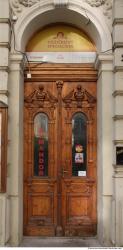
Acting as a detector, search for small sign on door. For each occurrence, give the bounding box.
[78,171,86,177]
[75,153,84,163]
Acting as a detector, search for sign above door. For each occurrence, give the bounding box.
[26,24,96,63]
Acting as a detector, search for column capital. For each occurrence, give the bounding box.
[10,53,24,72]
[95,53,113,74]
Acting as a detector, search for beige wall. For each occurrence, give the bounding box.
[112,0,123,246]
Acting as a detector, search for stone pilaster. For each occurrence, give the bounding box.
[8,53,24,246]
[112,0,123,246]
[0,0,10,104]
[0,0,10,246]
[95,53,113,246]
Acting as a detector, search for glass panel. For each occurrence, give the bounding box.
[34,113,48,177]
[72,113,87,176]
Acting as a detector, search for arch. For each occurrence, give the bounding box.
[14,0,112,53]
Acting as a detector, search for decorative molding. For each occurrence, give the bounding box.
[10,0,113,19]
[113,66,123,73]
[113,165,123,177]
[0,42,11,50]
[86,0,113,20]
[113,42,123,50]
[113,140,123,145]
[113,18,123,26]
[56,80,64,94]
[95,53,113,72]
[113,115,123,121]
[0,66,9,73]
[112,91,123,98]
[63,85,96,108]
[0,91,9,97]
[18,0,39,7]
[53,0,69,7]
[86,0,105,7]
[103,0,113,19]
[0,18,11,25]
[24,85,58,107]
[10,0,39,14]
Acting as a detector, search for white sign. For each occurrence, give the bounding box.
[78,171,86,177]
[26,52,96,64]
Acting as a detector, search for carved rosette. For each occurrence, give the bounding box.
[103,0,113,19]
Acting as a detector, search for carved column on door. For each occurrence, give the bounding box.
[56,80,64,236]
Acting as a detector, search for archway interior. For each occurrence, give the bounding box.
[26,24,96,63]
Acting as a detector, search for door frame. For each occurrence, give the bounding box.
[8,53,113,246]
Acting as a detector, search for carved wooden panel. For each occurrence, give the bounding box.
[61,179,96,236]
[24,64,97,237]
[24,179,57,236]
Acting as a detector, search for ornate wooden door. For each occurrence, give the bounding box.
[24,65,97,236]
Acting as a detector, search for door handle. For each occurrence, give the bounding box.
[62,168,68,177]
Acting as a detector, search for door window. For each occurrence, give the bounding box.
[72,112,87,176]
[34,113,48,177]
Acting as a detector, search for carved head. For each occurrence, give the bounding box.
[77,85,83,92]
[39,86,44,92]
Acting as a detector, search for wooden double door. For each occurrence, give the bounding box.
[24,65,97,236]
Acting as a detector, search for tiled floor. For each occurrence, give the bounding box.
[20,237,102,247]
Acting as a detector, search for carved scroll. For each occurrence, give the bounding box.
[63,85,96,108]
[24,85,58,108]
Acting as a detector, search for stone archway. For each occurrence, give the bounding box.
[8,0,113,246]
[12,0,112,52]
